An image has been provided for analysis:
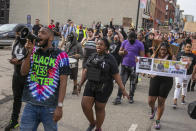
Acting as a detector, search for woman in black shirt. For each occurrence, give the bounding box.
[148,42,174,130]
[78,38,129,131]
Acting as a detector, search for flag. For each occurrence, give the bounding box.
[140,0,147,9]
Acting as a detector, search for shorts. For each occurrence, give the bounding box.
[83,81,113,103]
[70,67,78,80]
[149,76,173,98]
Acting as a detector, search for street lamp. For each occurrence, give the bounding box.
[48,0,50,25]
[136,0,141,30]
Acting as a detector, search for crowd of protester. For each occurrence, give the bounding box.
[5,17,196,131]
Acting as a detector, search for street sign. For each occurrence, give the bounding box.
[27,15,31,24]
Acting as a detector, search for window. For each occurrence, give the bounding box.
[6,3,9,8]
[0,11,4,17]
[166,5,168,10]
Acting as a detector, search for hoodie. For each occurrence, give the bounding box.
[65,33,83,62]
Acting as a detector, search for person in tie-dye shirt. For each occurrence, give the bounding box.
[20,27,70,131]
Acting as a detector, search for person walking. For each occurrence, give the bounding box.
[78,38,129,131]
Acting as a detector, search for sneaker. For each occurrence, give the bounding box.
[129,97,134,104]
[5,120,19,131]
[154,120,161,130]
[86,124,95,131]
[112,97,121,105]
[172,104,177,109]
[150,107,157,119]
[181,100,186,105]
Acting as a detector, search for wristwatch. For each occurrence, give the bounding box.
[58,102,63,107]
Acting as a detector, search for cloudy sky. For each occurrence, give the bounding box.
[177,0,196,21]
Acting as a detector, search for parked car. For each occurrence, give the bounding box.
[0,24,35,47]
[0,24,18,46]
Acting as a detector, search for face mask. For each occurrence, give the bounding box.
[68,36,74,42]
[19,38,27,45]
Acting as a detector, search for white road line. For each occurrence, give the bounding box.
[128,124,138,131]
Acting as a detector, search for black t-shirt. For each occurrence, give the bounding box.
[33,25,41,36]
[177,51,196,75]
[12,40,27,76]
[145,39,153,55]
[139,40,149,56]
[109,41,122,65]
[53,27,60,36]
[23,47,70,107]
[86,53,119,83]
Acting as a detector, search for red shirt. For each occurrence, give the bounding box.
[48,24,55,29]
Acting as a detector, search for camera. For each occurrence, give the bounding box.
[20,27,41,43]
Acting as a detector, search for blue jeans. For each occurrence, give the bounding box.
[20,103,57,131]
[117,65,137,98]
[52,40,59,48]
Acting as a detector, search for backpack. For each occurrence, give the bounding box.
[188,101,196,119]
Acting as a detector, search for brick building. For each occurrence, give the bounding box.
[153,0,167,29]
[165,0,176,29]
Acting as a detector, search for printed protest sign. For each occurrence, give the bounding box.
[136,57,187,78]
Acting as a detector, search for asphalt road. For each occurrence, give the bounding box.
[0,48,195,131]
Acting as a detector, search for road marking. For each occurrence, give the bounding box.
[128,124,138,131]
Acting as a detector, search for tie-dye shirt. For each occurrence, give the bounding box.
[23,47,70,107]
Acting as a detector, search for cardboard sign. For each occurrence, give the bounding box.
[159,26,170,33]
[122,17,132,27]
[152,40,179,56]
[152,39,162,50]
[170,44,179,56]
[184,22,196,33]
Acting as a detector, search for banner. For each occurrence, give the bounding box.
[140,0,147,9]
[136,57,187,78]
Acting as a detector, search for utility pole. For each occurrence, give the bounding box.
[48,0,50,25]
[136,0,140,30]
